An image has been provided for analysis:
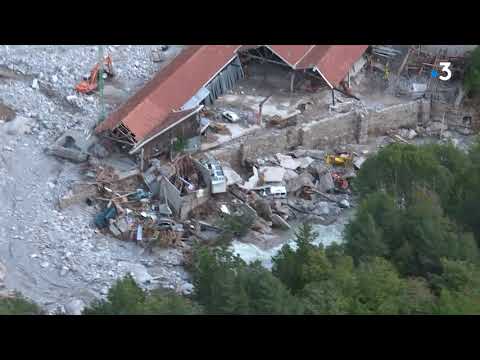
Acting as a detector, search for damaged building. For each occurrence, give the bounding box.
[95,45,245,162]
[95,45,369,164]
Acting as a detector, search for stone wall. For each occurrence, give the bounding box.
[367,101,423,136]
[301,111,359,149]
[429,101,480,134]
[211,100,428,164]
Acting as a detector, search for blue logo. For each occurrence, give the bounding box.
[431,69,439,78]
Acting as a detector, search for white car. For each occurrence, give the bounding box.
[222,110,240,123]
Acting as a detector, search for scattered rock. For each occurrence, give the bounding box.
[315,201,331,216]
[31,79,39,89]
[455,127,474,136]
[64,299,85,315]
[178,283,194,296]
[100,287,109,295]
[407,129,417,140]
[60,267,69,276]
[3,116,33,136]
[317,172,335,193]
[0,261,6,286]
[286,172,314,193]
[40,261,50,268]
[339,199,350,208]
[254,198,273,221]
[271,214,291,230]
[353,156,366,170]
[89,142,109,158]
[0,103,16,122]
[118,262,153,284]
[441,130,453,139]
[426,122,447,135]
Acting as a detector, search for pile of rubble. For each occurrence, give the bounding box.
[216,149,365,236]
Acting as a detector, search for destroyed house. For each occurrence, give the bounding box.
[238,45,368,94]
[95,45,368,159]
[95,45,244,158]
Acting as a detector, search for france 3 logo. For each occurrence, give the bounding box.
[431,62,452,81]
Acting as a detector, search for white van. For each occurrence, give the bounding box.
[260,185,287,199]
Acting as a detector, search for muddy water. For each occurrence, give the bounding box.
[230,209,354,269]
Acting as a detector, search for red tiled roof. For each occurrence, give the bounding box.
[97,45,368,143]
[96,45,241,141]
[297,45,368,87]
[267,45,368,87]
[129,106,203,154]
[267,45,316,67]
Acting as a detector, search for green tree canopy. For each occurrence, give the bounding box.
[192,245,302,314]
[0,293,43,315]
[464,46,480,96]
[83,274,201,315]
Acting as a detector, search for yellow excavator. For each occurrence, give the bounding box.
[325,152,353,167]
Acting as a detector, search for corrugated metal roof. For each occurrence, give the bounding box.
[96,45,241,141]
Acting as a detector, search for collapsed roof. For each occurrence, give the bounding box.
[255,45,369,87]
[95,45,242,142]
[96,45,368,144]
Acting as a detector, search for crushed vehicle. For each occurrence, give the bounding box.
[222,110,240,123]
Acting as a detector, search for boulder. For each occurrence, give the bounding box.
[3,116,33,136]
[276,153,301,170]
[64,299,85,315]
[286,172,314,193]
[289,149,307,158]
[118,262,153,284]
[309,163,329,177]
[254,198,273,221]
[283,169,299,181]
[339,199,350,208]
[441,130,453,139]
[271,214,291,230]
[297,157,315,169]
[407,129,417,140]
[353,156,366,170]
[317,172,335,193]
[0,103,16,122]
[178,283,194,296]
[260,166,285,183]
[455,127,474,136]
[426,122,447,135]
[304,149,326,160]
[89,143,109,158]
[251,218,272,234]
[315,202,330,216]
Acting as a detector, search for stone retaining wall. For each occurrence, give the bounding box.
[211,99,431,164]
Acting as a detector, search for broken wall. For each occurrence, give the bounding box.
[192,159,212,192]
[301,111,359,148]
[159,173,211,220]
[159,176,183,214]
[429,101,480,134]
[179,188,210,220]
[211,100,429,164]
[143,116,200,159]
[367,101,422,136]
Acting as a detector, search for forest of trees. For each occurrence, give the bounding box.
[3,139,480,315]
